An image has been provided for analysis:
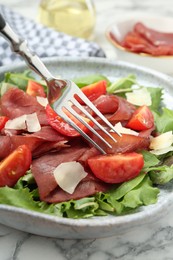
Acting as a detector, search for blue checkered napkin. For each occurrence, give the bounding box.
[0,4,105,66]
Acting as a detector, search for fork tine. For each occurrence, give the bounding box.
[71,97,119,143]
[73,85,121,136]
[64,103,112,148]
[60,110,107,154]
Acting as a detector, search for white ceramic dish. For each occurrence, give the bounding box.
[106,14,173,75]
[1,56,173,239]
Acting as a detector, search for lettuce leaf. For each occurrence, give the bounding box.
[73,74,111,88]
[141,151,173,185]
[0,70,47,93]
[141,150,160,170]
[153,107,173,133]
[3,70,34,90]
[149,165,173,184]
[121,175,159,208]
[106,74,137,94]
[96,173,159,215]
[0,170,160,218]
[147,87,163,112]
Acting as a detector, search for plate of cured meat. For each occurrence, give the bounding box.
[106,14,173,74]
[1,56,173,239]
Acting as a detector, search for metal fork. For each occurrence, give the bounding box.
[0,13,120,154]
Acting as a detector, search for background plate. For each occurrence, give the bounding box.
[0,57,173,239]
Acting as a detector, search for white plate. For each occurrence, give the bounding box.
[1,56,173,239]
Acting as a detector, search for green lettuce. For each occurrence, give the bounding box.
[154,107,173,133]
[147,87,163,112]
[141,151,173,185]
[0,70,47,94]
[0,171,159,218]
[106,74,137,94]
[73,74,111,88]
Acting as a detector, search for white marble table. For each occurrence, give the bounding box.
[1,0,173,259]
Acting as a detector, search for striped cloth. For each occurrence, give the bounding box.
[0,4,105,66]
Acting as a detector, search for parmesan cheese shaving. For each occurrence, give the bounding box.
[53,161,88,194]
[36,96,48,107]
[126,88,152,106]
[26,113,41,132]
[113,122,139,136]
[5,113,41,132]
[150,131,173,150]
[150,146,173,155]
[5,114,27,130]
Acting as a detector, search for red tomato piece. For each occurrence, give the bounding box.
[26,80,46,97]
[0,116,9,130]
[76,80,107,104]
[126,105,154,131]
[88,152,144,183]
[0,144,32,187]
[46,104,94,137]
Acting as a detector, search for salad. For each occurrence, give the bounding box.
[0,70,173,219]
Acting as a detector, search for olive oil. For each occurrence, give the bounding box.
[38,0,96,39]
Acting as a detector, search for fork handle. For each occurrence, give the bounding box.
[0,13,53,81]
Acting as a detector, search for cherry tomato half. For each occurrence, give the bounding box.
[76,80,107,104]
[26,80,46,97]
[0,144,32,187]
[46,104,94,137]
[126,105,154,131]
[88,152,144,183]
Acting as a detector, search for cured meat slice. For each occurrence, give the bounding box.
[0,136,12,159]
[26,126,67,142]
[0,125,69,159]
[94,95,135,124]
[45,173,111,203]
[0,135,42,159]
[78,147,100,165]
[90,132,150,154]
[1,88,43,118]
[32,141,68,158]
[31,146,110,202]
[107,96,136,122]
[135,22,173,47]
[31,146,88,199]
[93,95,119,114]
[1,88,48,125]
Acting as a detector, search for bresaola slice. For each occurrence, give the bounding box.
[93,95,136,124]
[32,147,110,203]
[0,135,42,160]
[90,131,150,154]
[0,126,68,159]
[31,146,91,201]
[45,173,111,203]
[1,88,48,125]
[25,126,68,142]
[134,22,173,47]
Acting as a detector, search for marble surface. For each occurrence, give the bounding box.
[1,0,173,259]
